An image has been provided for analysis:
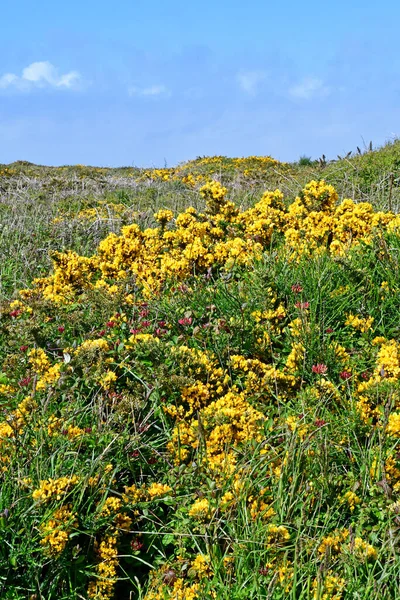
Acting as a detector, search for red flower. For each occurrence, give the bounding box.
[18,377,32,387]
[98,330,106,337]
[291,283,303,293]
[9,309,22,318]
[131,538,144,551]
[106,321,116,328]
[155,328,167,337]
[326,328,334,334]
[314,419,327,427]
[339,370,351,380]
[20,345,29,353]
[178,317,192,326]
[312,363,328,375]
[139,309,149,318]
[295,301,310,309]
[58,326,65,333]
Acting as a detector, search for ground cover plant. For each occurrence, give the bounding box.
[1,144,400,598]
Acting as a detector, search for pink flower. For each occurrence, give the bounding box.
[291,283,303,293]
[312,363,328,375]
[339,370,351,380]
[295,301,310,309]
[131,538,144,551]
[178,317,192,326]
[155,328,167,337]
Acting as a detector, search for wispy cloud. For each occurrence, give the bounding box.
[236,70,266,95]
[289,77,330,100]
[0,61,81,90]
[128,84,171,98]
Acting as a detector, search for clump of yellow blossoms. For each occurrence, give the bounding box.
[188,498,211,521]
[341,490,361,511]
[190,554,213,578]
[98,370,117,390]
[154,209,174,225]
[199,180,228,214]
[87,534,119,600]
[16,178,400,305]
[345,314,374,333]
[312,572,345,600]
[147,482,172,499]
[143,551,216,600]
[40,504,77,556]
[32,475,80,503]
[144,577,200,600]
[387,412,400,437]
[318,529,377,562]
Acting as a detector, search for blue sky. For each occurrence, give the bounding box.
[1,0,399,167]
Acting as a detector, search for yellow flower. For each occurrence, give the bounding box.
[345,314,374,333]
[98,370,117,389]
[147,482,172,499]
[188,498,211,520]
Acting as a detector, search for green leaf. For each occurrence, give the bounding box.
[162,533,175,546]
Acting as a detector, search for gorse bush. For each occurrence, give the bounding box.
[1,152,400,598]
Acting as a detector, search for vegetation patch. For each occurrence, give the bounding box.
[1,145,400,598]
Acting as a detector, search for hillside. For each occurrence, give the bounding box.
[1,142,400,599]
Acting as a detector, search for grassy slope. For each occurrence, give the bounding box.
[0,143,400,599]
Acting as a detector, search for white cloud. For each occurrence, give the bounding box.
[129,84,170,98]
[289,77,330,100]
[0,61,80,90]
[0,73,19,89]
[237,70,266,95]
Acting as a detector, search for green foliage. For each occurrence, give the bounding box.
[298,155,314,166]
